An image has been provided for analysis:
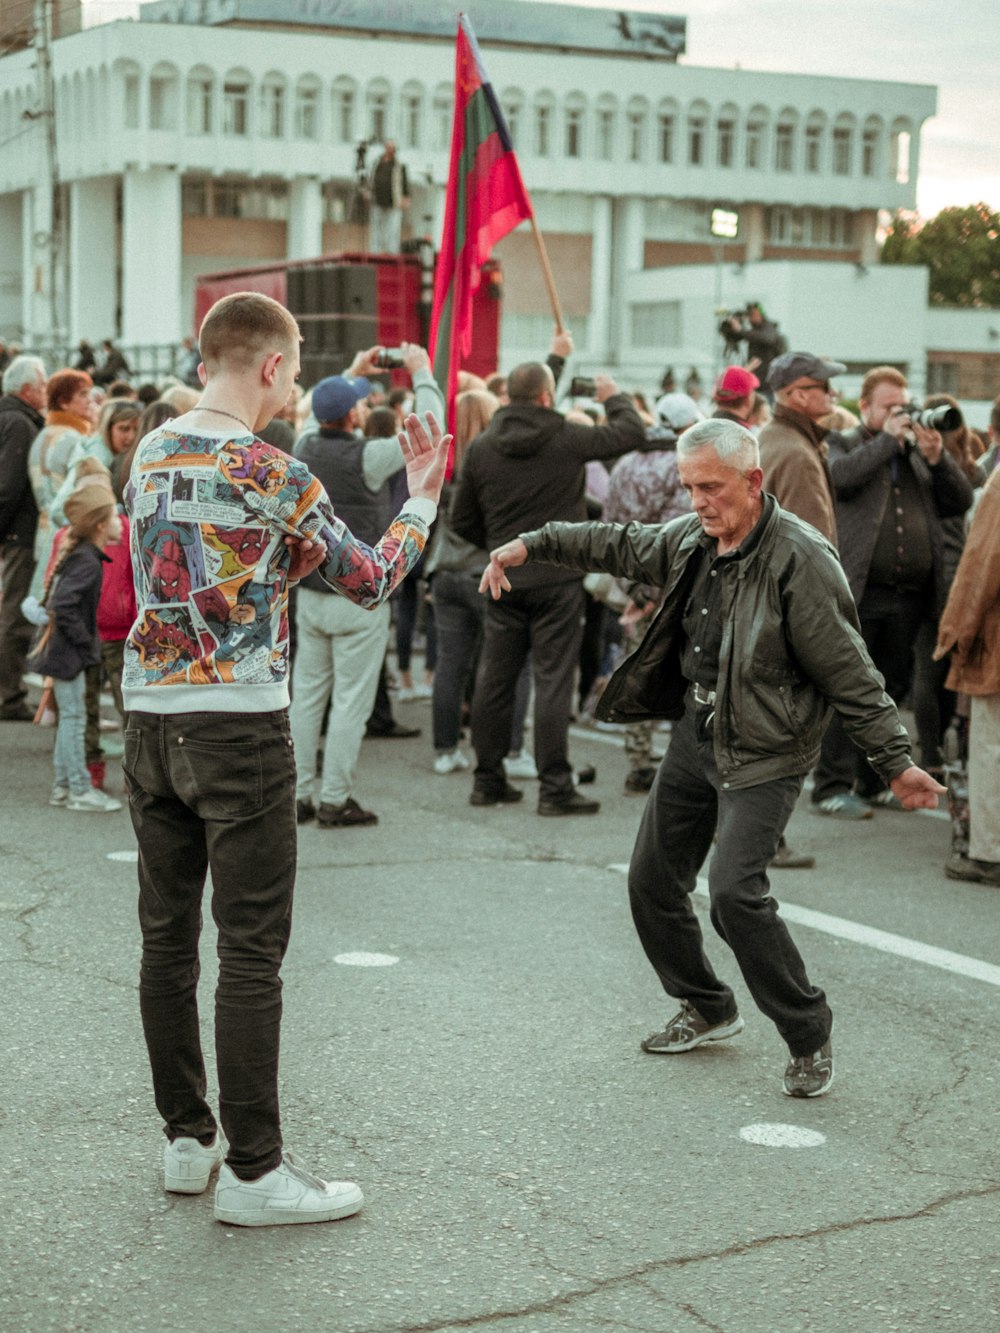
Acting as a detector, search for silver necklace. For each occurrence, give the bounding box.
[197,406,253,433]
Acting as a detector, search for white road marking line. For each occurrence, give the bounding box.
[107,850,138,863]
[740,1124,826,1148]
[605,866,1000,989]
[334,952,399,967]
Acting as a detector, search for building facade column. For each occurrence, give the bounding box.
[0,193,24,340]
[68,177,118,345]
[122,165,182,345]
[609,195,645,365]
[588,195,612,363]
[287,176,324,260]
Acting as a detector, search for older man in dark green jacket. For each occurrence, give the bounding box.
[481,418,944,1099]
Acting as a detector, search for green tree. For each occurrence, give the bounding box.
[880,203,1000,307]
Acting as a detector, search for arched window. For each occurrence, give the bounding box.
[534,91,555,157]
[332,77,356,143]
[149,61,179,131]
[745,105,769,170]
[832,113,855,176]
[716,102,738,168]
[186,65,213,135]
[657,98,678,164]
[366,79,391,143]
[687,99,710,167]
[399,81,424,150]
[564,91,586,159]
[595,94,616,162]
[861,115,883,178]
[501,88,523,150]
[626,96,648,163]
[117,59,141,130]
[774,108,797,173]
[222,68,252,137]
[258,72,286,139]
[294,76,321,140]
[433,83,453,152]
[804,111,825,173]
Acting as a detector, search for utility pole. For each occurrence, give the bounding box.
[33,0,63,342]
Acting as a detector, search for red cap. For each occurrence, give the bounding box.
[714,366,760,402]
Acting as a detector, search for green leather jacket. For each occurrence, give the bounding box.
[522,497,913,792]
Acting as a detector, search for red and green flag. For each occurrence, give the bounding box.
[430,13,534,432]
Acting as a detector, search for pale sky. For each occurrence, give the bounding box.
[82,0,1000,217]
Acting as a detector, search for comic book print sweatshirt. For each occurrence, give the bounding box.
[122,417,436,715]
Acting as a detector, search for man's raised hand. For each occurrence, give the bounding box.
[399,411,451,504]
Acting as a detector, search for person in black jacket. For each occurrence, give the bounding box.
[32,479,123,812]
[0,355,47,720]
[480,418,945,1097]
[450,360,645,814]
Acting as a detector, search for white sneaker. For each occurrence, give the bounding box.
[164,1134,225,1194]
[434,749,470,775]
[503,749,538,780]
[49,786,69,807]
[67,788,122,813]
[214,1152,364,1227]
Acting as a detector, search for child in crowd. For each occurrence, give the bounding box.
[30,478,124,813]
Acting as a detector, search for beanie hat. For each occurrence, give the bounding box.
[64,481,115,530]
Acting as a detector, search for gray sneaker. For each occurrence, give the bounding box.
[783,1040,834,1097]
[214,1152,363,1227]
[641,999,745,1053]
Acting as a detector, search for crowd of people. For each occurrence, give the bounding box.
[0,295,998,1225]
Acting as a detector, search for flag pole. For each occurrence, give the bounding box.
[528,215,565,334]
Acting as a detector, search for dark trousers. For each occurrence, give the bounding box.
[629,706,831,1057]
[431,570,484,751]
[471,581,584,800]
[123,709,297,1180]
[0,542,36,712]
[911,615,954,770]
[813,584,924,801]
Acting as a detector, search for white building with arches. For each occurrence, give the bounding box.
[0,0,953,397]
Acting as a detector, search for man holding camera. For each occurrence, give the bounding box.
[720,303,784,394]
[812,366,973,815]
[451,355,645,814]
[290,343,443,826]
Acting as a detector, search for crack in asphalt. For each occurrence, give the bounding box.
[679,1303,728,1333]
[367,1181,1000,1333]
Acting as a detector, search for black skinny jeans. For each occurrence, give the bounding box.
[629,705,832,1057]
[123,709,297,1180]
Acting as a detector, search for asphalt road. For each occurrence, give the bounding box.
[3,692,999,1333]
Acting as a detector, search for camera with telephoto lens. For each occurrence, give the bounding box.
[903,402,962,432]
[718,308,749,345]
[372,348,406,370]
[569,376,597,397]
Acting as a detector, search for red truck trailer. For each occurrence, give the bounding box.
[193,250,502,388]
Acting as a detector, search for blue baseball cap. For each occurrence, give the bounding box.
[312,374,372,423]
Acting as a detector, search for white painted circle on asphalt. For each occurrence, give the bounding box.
[107,850,139,863]
[334,951,399,967]
[740,1123,826,1148]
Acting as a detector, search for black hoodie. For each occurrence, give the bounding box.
[450,393,645,588]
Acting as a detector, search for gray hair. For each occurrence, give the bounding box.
[2,354,46,395]
[676,417,759,474]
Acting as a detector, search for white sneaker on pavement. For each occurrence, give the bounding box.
[503,749,538,780]
[164,1134,225,1194]
[434,749,470,775]
[67,788,122,813]
[214,1152,364,1227]
[49,786,69,806]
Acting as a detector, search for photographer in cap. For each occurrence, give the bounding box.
[758,352,845,545]
[720,304,784,393]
